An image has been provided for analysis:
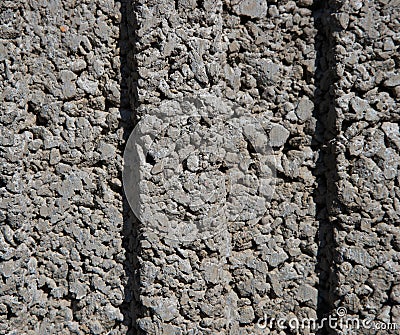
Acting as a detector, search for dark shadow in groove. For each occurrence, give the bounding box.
[117,1,143,334]
[312,1,341,334]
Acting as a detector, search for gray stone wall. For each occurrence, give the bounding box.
[332,1,400,334]
[0,0,131,334]
[1,0,399,335]
[132,0,322,333]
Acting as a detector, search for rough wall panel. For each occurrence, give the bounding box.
[0,1,131,334]
[332,1,400,334]
[132,1,324,334]
[1,0,399,334]
[221,1,320,332]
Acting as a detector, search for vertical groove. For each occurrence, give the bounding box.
[313,0,342,333]
[119,0,142,334]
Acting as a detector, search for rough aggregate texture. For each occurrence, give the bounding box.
[1,0,399,334]
[0,0,134,334]
[132,0,324,333]
[330,1,400,334]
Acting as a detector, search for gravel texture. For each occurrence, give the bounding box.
[0,1,134,334]
[132,0,324,333]
[0,0,399,335]
[330,1,400,334]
